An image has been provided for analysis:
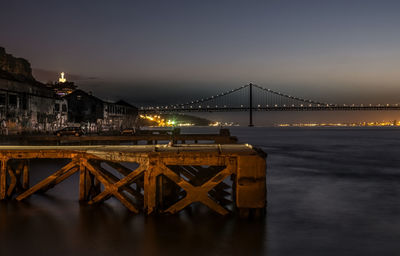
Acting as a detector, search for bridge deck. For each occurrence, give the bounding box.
[142,105,400,112]
[0,144,266,217]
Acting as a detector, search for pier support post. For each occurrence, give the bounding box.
[0,158,7,200]
[22,160,29,190]
[144,158,158,215]
[236,155,266,216]
[79,159,90,202]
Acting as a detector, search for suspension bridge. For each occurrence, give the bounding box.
[140,83,400,126]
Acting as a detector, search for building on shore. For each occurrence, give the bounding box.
[103,99,138,130]
[1,47,138,134]
[64,90,138,132]
[0,47,68,134]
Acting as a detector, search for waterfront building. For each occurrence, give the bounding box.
[0,47,68,133]
[1,47,138,134]
[64,90,138,132]
[103,99,138,130]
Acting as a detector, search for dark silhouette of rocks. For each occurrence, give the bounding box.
[0,47,35,83]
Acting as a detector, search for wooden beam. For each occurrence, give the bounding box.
[88,191,111,205]
[200,195,229,215]
[105,161,133,176]
[113,191,139,214]
[83,160,142,213]
[22,160,29,190]
[161,163,232,215]
[90,161,144,201]
[144,159,158,215]
[7,166,16,197]
[0,159,7,200]
[79,160,88,201]
[16,160,79,201]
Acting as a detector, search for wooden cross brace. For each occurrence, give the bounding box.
[82,159,147,214]
[160,164,233,215]
[16,160,79,201]
[0,160,29,199]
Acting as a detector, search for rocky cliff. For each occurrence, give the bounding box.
[0,47,35,82]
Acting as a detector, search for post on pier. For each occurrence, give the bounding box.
[249,83,254,127]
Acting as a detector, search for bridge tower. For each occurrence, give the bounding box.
[249,83,254,127]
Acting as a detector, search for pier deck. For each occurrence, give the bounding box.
[0,144,266,216]
[0,129,237,145]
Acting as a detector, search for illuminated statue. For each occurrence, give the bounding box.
[59,72,66,83]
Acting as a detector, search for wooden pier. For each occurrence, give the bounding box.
[0,144,266,216]
[0,129,237,145]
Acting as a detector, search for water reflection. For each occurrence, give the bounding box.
[0,199,266,256]
[77,206,267,256]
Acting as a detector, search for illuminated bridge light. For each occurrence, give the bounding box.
[274,104,278,107]
[258,104,261,107]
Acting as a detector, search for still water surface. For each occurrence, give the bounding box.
[1,127,400,256]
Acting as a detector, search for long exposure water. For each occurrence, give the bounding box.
[1,127,400,256]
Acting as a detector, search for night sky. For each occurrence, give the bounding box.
[2,0,400,112]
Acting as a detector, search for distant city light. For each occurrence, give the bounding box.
[278,120,400,127]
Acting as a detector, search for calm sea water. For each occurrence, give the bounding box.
[1,127,400,256]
